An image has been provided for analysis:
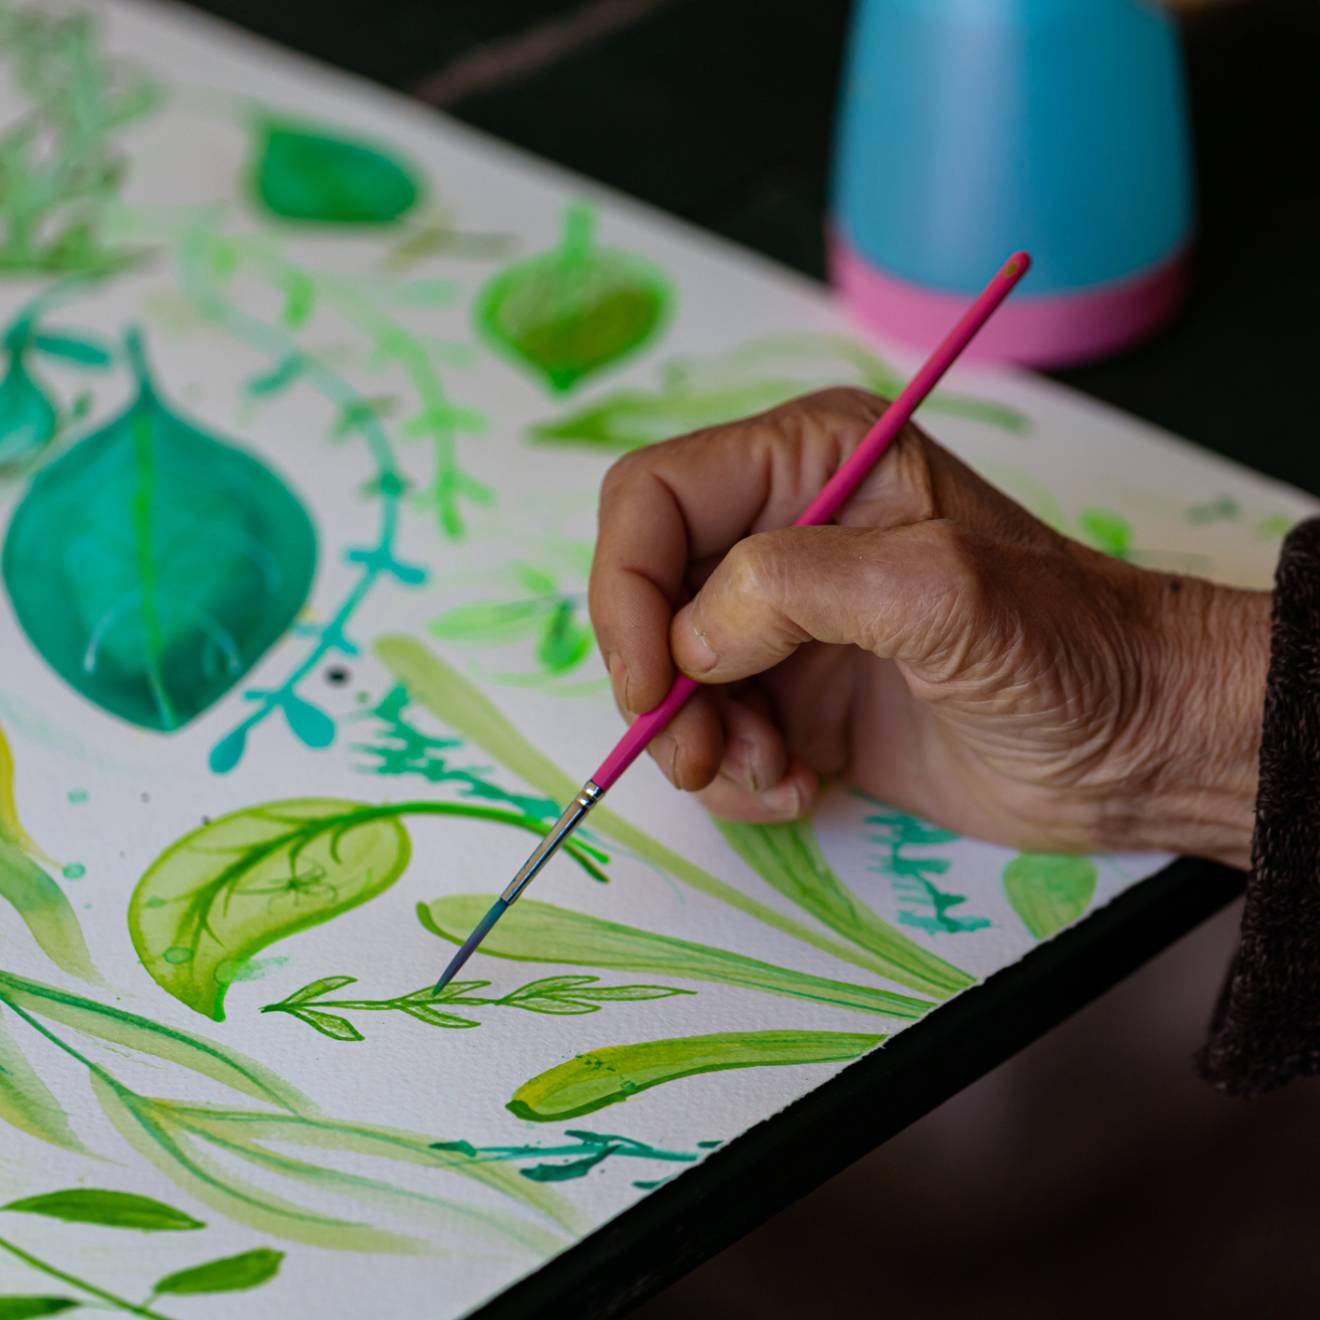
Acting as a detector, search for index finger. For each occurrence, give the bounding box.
[588,389,886,715]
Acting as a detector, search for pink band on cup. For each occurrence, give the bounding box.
[829,232,1189,368]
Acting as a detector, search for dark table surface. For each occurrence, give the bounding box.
[169,1,1320,1314]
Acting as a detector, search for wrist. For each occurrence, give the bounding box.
[1113,574,1270,868]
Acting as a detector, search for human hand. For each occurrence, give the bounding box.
[589,389,1270,867]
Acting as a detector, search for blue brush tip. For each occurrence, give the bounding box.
[431,897,509,996]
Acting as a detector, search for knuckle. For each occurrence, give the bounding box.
[722,532,782,602]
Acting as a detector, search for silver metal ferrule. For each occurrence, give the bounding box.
[500,779,604,905]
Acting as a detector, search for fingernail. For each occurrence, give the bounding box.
[759,779,801,817]
[681,609,718,674]
[723,736,762,793]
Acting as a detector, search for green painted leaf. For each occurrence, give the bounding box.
[31,331,113,367]
[129,799,412,1020]
[1003,853,1098,940]
[0,1017,86,1153]
[0,1299,78,1318]
[251,118,423,224]
[508,1030,885,1121]
[1076,507,1133,560]
[428,599,550,642]
[2,1188,204,1231]
[0,836,100,984]
[0,968,309,1113]
[0,353,58,468]
[419,896,933,1020]
[1,330,317,733]
[155,1247,284,1295]
[377,635,948,983]
[716,819,973,999]
[529,380,795,452]
[536,599,592,674]
[564,984,688,1003]
[278,975,358,1006]
[513,564,558,596]
[398,1003,479,1030]
[294,1009,364,1042]
[474,203,672,394]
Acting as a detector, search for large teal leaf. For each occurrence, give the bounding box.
[2,330,316,732]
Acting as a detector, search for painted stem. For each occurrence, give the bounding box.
[0,1232,178,1318]
[178,227,424,774]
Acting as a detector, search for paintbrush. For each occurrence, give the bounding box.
[432,251,1031,995]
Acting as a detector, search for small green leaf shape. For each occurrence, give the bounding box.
[130,799,411,1020]
[0,836,100,984]
[0,1018,86,1153]
[0,1299,78,1318]
[154,1247,284,1295]
[0,352,58,468]
[2,1188,204,1231]
[474,202,672,394]
[1,330,317,733]
[419,896,932,1020]
[508,1030,885,1121]
[251,117,423,224]
[1002,853,1098,940]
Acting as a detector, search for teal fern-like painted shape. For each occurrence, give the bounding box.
[2,328,316,733]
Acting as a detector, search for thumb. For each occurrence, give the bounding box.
[670,521,967,683]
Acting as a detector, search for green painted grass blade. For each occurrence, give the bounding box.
[715,819,973,999]
[508,1029,886,1121]
[419,896,933,1020]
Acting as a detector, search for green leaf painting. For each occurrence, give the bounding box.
[716,819,974,999]
[0,1299,78,1319]
[129,800,411,1020]
[474,202,672,394]
[250,118,423,224]
[2,1189,203,1232]
[0,837,100,985]
[262,971,691,1042]
[1,330,316,733]
[0,350,57,468]
[508,1030,886,1121]
[154,1247,284,1295]
[0,1019,86,1154]
[1002,853,1098,940]
[419,896,934,1021]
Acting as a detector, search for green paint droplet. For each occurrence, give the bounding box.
[251,118,423,224]
[67,788,89,803]
[61,862,85,879]
[2,329,317,733]
[163,946,194,964]
[474,202,672,395]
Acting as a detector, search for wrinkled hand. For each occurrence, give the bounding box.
[589,389,1269,867]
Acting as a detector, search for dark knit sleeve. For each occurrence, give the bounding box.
[1198,515,1320,1096]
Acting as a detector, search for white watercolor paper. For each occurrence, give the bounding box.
[0,1,1315,1314]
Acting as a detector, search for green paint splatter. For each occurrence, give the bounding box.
[1002,853,1098,940]
[59,864,84,881]
[2,329,317,733]
[250,118,423,224]
[66,789,88,804]
[474,202,672,395]
[1254,513,1296,539]
[507,1030,886,1121]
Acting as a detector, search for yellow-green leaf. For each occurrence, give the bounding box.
[1003,853,1098,940]
[129,799,411,1020]
[2,1188,204,1231]
[155,1247,283,1295]
[508,1030,885,1121]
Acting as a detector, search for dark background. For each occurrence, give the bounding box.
[173,1,1320,1314]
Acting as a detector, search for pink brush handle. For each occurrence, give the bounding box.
[590,252,1031,795]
